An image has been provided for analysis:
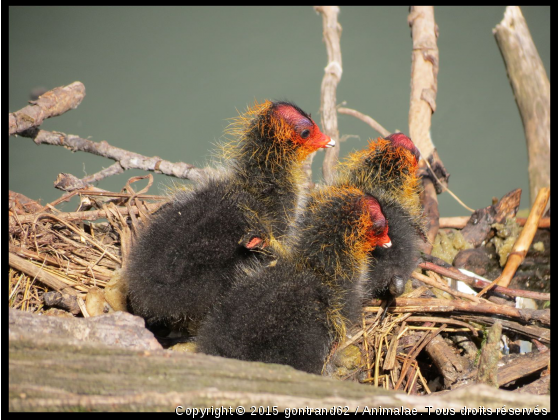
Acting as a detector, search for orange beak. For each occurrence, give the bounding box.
[319,133,335,148]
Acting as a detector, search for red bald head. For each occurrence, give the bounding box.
[384,133,420,163]
[361,195,391,249]
[272,102,334,150]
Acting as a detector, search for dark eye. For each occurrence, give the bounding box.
[300,129,311,139]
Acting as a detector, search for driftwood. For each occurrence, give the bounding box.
[493,6,550,205]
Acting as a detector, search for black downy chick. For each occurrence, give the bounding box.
[125,101,334,333]
[334,133,426,302]
[197,186,392,374]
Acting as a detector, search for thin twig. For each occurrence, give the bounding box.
[411,271,480,303]
[364,297,549,325]
[16,128,211,183]
[337,107,390,137]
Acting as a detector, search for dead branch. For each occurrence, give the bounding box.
[16,128,211,183]
[419,261,550,301]
[315,6,343,183]
[411,271,480,303]
[53,164,125,192]
[457,315,549,344]
[493,6,550,204]
[478,187,550,294]
[9,82,85,135]
[365,298,550,326]
[337,107,390,138]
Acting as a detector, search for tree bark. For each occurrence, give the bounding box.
[493,6,550,205]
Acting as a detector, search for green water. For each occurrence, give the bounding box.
[9,6,550,216]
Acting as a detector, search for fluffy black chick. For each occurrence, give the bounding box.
[197,186,392,374]
[334,133,426,301]
[125,101,333,333]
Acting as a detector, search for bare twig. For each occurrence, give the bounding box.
[315,6,343,183]
[494,6,550,204]
[82,162,126,185]
[338,106,473,214]
[478,187,550,295]
[337,107,390,137]
[410,271,480,303]
[16,128,211,183]
[9,82,85,135]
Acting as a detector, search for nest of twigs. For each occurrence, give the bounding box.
[8,178,550,396]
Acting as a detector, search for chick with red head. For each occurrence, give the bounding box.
[125,101,334,335]
[198,186,391,374]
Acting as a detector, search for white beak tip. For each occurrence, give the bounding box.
[324,138,336,148]
[382,241,392,248]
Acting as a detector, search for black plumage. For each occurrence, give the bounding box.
[197,186,391,373]
[334,133,426,301]
[125,100,333,333]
